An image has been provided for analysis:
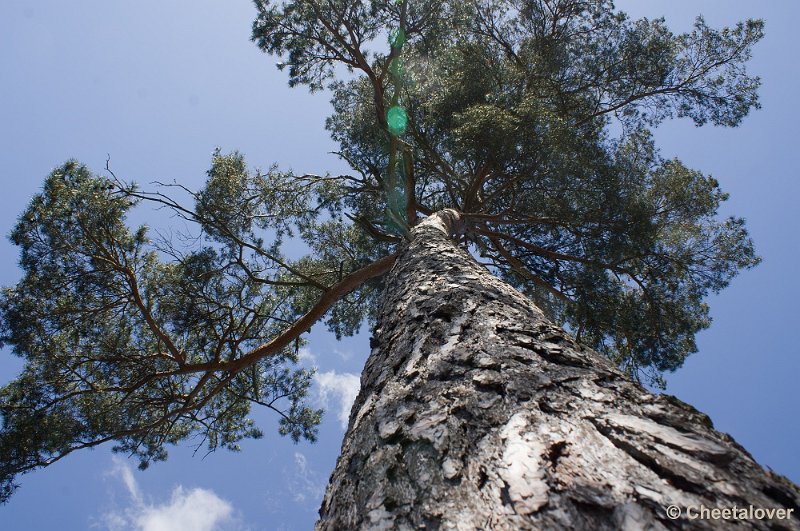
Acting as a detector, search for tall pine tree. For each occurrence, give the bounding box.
[2,1,797,527]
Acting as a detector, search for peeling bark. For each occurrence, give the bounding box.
[317,211,800,530]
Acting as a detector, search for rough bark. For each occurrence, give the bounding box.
[317,210,800,530]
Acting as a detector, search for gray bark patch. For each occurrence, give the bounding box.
[317,215,800,530]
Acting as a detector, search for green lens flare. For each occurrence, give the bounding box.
[387,106,408,136]
[389,28,406,50]
[388,57,404,79]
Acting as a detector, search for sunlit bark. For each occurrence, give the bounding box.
[318,211,800,530]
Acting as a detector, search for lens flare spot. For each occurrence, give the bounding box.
[389,28,406,50]
[387,106,408,136]
[389,57,404,79]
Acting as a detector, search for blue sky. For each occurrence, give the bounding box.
[1,1,797,529]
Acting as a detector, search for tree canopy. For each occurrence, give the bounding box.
[0,0,762,502]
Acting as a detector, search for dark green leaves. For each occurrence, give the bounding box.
[491,131,760,385]
[0,160,328,502]
[252,0,383,90]
[282,1,763,385]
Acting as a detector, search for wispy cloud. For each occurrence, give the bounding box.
[297,346,317,366]
[316,371,361,429]
[98,457,239,531]
[288,452,325,505]
[297,347,361,429]
[112,457,142,504]
[332,348,353,362]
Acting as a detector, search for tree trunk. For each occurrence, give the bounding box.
[317,211,800,530]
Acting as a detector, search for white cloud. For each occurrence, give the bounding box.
[98,457,238,531]
[315,371,361,429]
[288,452,325,504]
[134,487,233,531]
[332,348,353,361]
[297,347,360,429]
[297,347,317,366]
[112,457,142,503]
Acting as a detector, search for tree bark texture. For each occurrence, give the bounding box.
[317,211,800,530]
